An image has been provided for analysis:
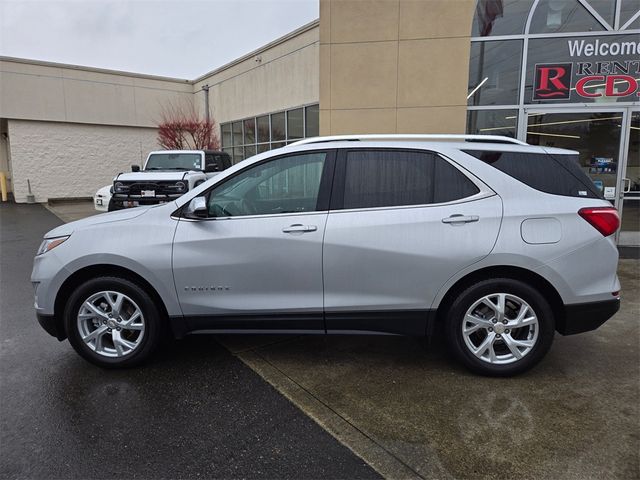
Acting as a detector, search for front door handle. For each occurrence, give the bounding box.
[442,214,479,225]
[282,224,318,233]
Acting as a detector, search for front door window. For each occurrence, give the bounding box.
[207,153,326,217]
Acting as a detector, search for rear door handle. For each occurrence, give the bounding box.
[442,215,479,224]
[282,224,318,233]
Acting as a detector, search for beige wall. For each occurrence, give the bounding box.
[9,120,158,203]
[0,23,320,202]
[192,21,319,127]
[319,0,474,135]
[0,58,193,128]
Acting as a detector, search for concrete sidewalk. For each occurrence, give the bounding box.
[44,199,98,223]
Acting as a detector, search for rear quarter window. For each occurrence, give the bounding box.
[463,150,601,199]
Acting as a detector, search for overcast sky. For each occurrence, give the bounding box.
[0,0,318,79]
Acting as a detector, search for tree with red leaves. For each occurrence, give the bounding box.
[157,101,220,150]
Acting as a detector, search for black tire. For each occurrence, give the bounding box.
[445,278,555,377]
[64,276,163,368]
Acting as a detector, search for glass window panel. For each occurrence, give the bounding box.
[529,0,605,33]
[468,40,522,106]
[243,118,256,145]
[467,109,518,137]
[525,33,640,104]
[472,0,534,36]
[271,112,286,141]
[524,111,622,193]
[620,111,639,243]
[620,0,640,27]
[625,14,640,29]
[257,143,270,154]
[244,144,256,159]
[221,123,232,147]
[257,116,270,143]
[271,141,287,150]
[232,122,243,146]
[342,150,436,209]
[305,104,320,137]
[582,0,617,27]
[287,108,304,140]
[208,153,327,217]
[232,147,244,164]
[433,160,480,203]
[465,149,601,198]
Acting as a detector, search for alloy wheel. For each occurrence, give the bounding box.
[76,291,145,358]
[462,293,539,365]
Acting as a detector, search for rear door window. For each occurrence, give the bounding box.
[335,149,480,210]
[463,150,601,198]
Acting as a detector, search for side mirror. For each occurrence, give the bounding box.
[184,197,208,219]
[204,163,220,173]
[131,165,140,172]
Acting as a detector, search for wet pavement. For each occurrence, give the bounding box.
[6,201,639,480]
[0,203,379,480]
[225,260,640,479]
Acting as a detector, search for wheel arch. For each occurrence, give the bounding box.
[434,265,565,329]
[54,264,171,339]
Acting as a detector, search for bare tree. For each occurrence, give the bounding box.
[157,101,220,150]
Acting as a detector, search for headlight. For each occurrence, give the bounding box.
[175,181,187,192]
[37,236,70,256]
[114,182,129,193]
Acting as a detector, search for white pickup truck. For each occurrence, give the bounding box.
[94,150,232,211]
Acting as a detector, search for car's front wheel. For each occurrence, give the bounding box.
[64,276,163,368]
[445,278,555,376]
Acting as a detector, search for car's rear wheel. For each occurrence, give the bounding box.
[445,278,555,376]
[64,276,162,368]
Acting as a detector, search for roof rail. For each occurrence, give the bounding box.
[288,134,528,147]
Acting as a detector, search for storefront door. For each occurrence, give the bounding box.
[522,107,639,246]
[619,111,639,246]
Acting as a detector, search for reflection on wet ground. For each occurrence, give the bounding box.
[223,260,639,479]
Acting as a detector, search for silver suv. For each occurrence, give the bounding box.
[32,135,621,376]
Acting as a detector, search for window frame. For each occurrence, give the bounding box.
[467,0,640,138]
[182,149,337,221]
[329,148,494,213]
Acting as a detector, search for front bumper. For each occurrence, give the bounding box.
[558,298,620,335]
[110,194,182,210]
[37,313,66,341]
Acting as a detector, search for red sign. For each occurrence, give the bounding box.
[534,62,640,101]
[534,63,572,100]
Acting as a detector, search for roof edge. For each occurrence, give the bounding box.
[192,18,319,84]
[0,55,191,83]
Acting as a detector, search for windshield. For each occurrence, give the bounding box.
[145,153,202,171]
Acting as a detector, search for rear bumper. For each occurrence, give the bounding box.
[37,313,66,341]
[557,298,620,335]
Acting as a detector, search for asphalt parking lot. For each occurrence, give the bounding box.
[2,200,639,480]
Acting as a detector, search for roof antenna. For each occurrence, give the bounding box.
[26,179,35,204]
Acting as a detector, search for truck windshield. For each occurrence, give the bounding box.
[145,153,202,171]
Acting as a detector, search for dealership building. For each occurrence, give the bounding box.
[0,0,638,245]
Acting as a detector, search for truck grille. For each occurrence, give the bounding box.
[121,181,180,195]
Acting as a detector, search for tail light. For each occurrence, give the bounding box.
[578,207,620,236]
